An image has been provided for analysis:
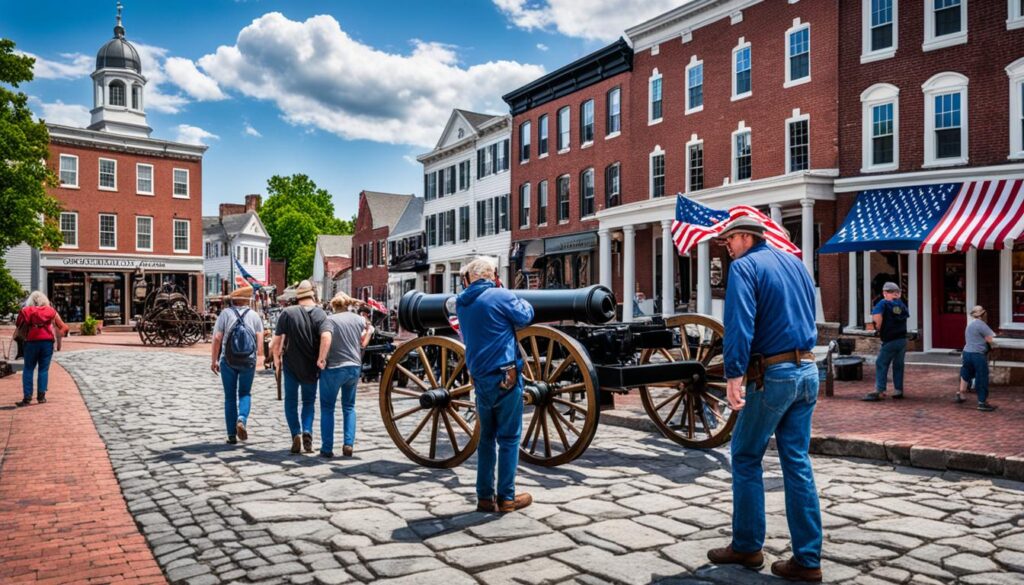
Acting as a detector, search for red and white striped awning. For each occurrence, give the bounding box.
[920,179,1024,254]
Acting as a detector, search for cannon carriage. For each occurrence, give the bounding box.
[378,285,736,469]
[136,283,207,347]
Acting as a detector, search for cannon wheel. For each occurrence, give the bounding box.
[379,336,479,468]
[638,314,737,449]
[516,325,600,467]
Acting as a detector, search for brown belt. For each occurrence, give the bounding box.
[746,349,815,387]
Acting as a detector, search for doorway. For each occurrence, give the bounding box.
[931,254,966,349]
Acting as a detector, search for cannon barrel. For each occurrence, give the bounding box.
[399,285,616,332]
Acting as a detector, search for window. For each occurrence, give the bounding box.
[59,212,77,248]
[539,115,549,156]
[923,72,968,166]
[425,172,437,200]
[650,149,665,198]
[459,205,470,241]
[244,247,249,264]
[496,140,509,172]
[733,128,752,182]
[861,83,900,171]
[173,168,189,198]
[1011,0,1024,30]
[427,215,437,246]
[131,85,140,109]
[486,198,495,234]
[557,107,570,151]
[605,163,620,208]
[556,176,570,222]
[136,216,152,251]
[580,99,594,144]
[173,219,190,253]
[786,21,810,86]
[687,140,704,192]
[520,121,531,162]
[862,0,897,61]
[109,81,125,107]
[498,195,509,232]
[733,40,752,99]
[59,154,78,187]
[787,115,810,172]
[519,183,531,228]
[1007,57,1024,159]
[99,214,117,249]
[459,160,471,190]
[607,87,621,135]
[686,58,703,113]
[538,180,548,225]
[136,163,153,195]
[445,209,456,244]
[924,0,966,51]
[99,158,117,190]
[649,70,663,123]
[580,169,595,217]
[366,242,373,266]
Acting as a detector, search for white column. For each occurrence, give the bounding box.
[770,203,783,225]
[847,252,858,330]
[697,241,711,315]
[966,248,977,320]
[907,252,919,332]
[1000,238,1013,328]
[800,198,815,281]
[622,225,636,322]
[598,228,612,289]
[922,253,933,351]
[660,220,675,316]
[862,250,872,324]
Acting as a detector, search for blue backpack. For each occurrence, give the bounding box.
[224,307,257,369]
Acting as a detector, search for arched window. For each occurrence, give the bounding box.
[131,85,141,110]
[922,72,968,166]
[109,80,126,107]
[860,83,900,172]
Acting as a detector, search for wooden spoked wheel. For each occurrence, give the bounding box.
[379,336,478,468]
[638,314,737,449]
[516,325,600,467]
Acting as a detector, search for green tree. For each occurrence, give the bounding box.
[0,39,63,311]
[259,174,351,282]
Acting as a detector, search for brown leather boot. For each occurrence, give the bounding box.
[476,499,496,512]
[235,421,248,441]
[290,435,302,454]
[497,493,532,513]
[771,559,822,582]
[706,544,764,569]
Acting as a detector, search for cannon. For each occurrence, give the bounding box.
[136,283,207,347]
[379,285,736,468]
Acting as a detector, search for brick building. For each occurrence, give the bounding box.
[825,0,1024,350]
[4,8,206,324]
[504,39,633,296]
[351,191,413,303]
[312,235,352,302]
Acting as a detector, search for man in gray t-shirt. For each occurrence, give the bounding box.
[318,311,368,368]
[210,287,265,444]
[314,294,372,457]
[957,305,997,411]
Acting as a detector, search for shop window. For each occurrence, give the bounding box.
[48,271,85,322]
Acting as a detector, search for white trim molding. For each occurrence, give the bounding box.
[1010,0,1024,30]
[59,211,78,249]
[98,213,117,250]
[834,162,1024,192]
[98,157,117,191]
[135,215,153,252]
[861,0,898,63]
[685,133,704,193]
[1007,57,1024,160]
[922,71,969,167]
[649,145,666,199]
[861,82,900,173]
[731,37,752,101]
[784,18,811,89]
[923,0,967,52]
[136,163,154,196]
[731,121,752,183]
[785,108,811,174]
[649,68,664,125]
[685,55,704,115]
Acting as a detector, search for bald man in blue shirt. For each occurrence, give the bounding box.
[706,216,823,583]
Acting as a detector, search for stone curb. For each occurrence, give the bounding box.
[599,409,1024,482]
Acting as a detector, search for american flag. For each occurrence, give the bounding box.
[365,297,388,313]
[921,179,1024,253]
[671,195,801,257]
[234,259,264,289]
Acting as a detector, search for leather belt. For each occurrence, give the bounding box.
[763,349,815,367]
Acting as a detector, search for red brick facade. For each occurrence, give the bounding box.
[351,193,391,303]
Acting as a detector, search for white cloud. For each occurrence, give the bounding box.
[19,51,93,79]
[132,43,191,114]
[34,99,91,127]
[243,122,262,137]
[197,12,545,147]
[494,0,685,42]
[164,57,227,101]
[402,155,419,166]
[174,124,219,145]
[536,43,549,52]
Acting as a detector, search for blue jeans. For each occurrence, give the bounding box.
[960,352,989,404]
[318,365,360,454]
[730,362,822,568]
[220,358,255,438]
[875,337,907,393]
[283,366,317,437]
[475,372,524,502]
[22,341,54,400]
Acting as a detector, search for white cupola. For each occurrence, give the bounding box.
[88,2,151,137]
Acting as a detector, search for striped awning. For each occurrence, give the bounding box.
[920,179,1024,253]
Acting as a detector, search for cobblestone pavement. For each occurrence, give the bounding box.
[59,351,1024,585]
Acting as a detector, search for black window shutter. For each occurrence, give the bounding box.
[477,150,483,179]
[502,140,510,171]
[476,201,483,237]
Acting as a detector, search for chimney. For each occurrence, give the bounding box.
[245,194,262,213]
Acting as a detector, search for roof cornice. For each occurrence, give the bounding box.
[625,0,762,53]
[47,123,207,159]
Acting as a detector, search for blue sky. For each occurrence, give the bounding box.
[2,0,682,220]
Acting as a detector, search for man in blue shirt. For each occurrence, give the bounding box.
[455,257,534,513]
[864,281,909,401]
[706,217,823,583]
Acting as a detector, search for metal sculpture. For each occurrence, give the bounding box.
[136,284,207,347]
[379,285,736,469]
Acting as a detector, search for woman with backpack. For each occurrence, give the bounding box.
[211,286,264,444]
[15,291,69,407]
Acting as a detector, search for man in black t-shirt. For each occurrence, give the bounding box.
[270,280,327,454]
[864,282,909,402]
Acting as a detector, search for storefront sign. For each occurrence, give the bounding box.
[544,232,598,255]
[41,253,202,272]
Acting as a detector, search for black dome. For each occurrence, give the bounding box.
[96,37,142,74]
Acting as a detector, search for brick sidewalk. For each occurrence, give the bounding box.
[0,361,166,584]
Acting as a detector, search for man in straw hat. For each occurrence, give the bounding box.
[957,305,998,411]
[270,280,327,454]
[315,292,372,457]
[706,215,823,582]
[211,285,264,444]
